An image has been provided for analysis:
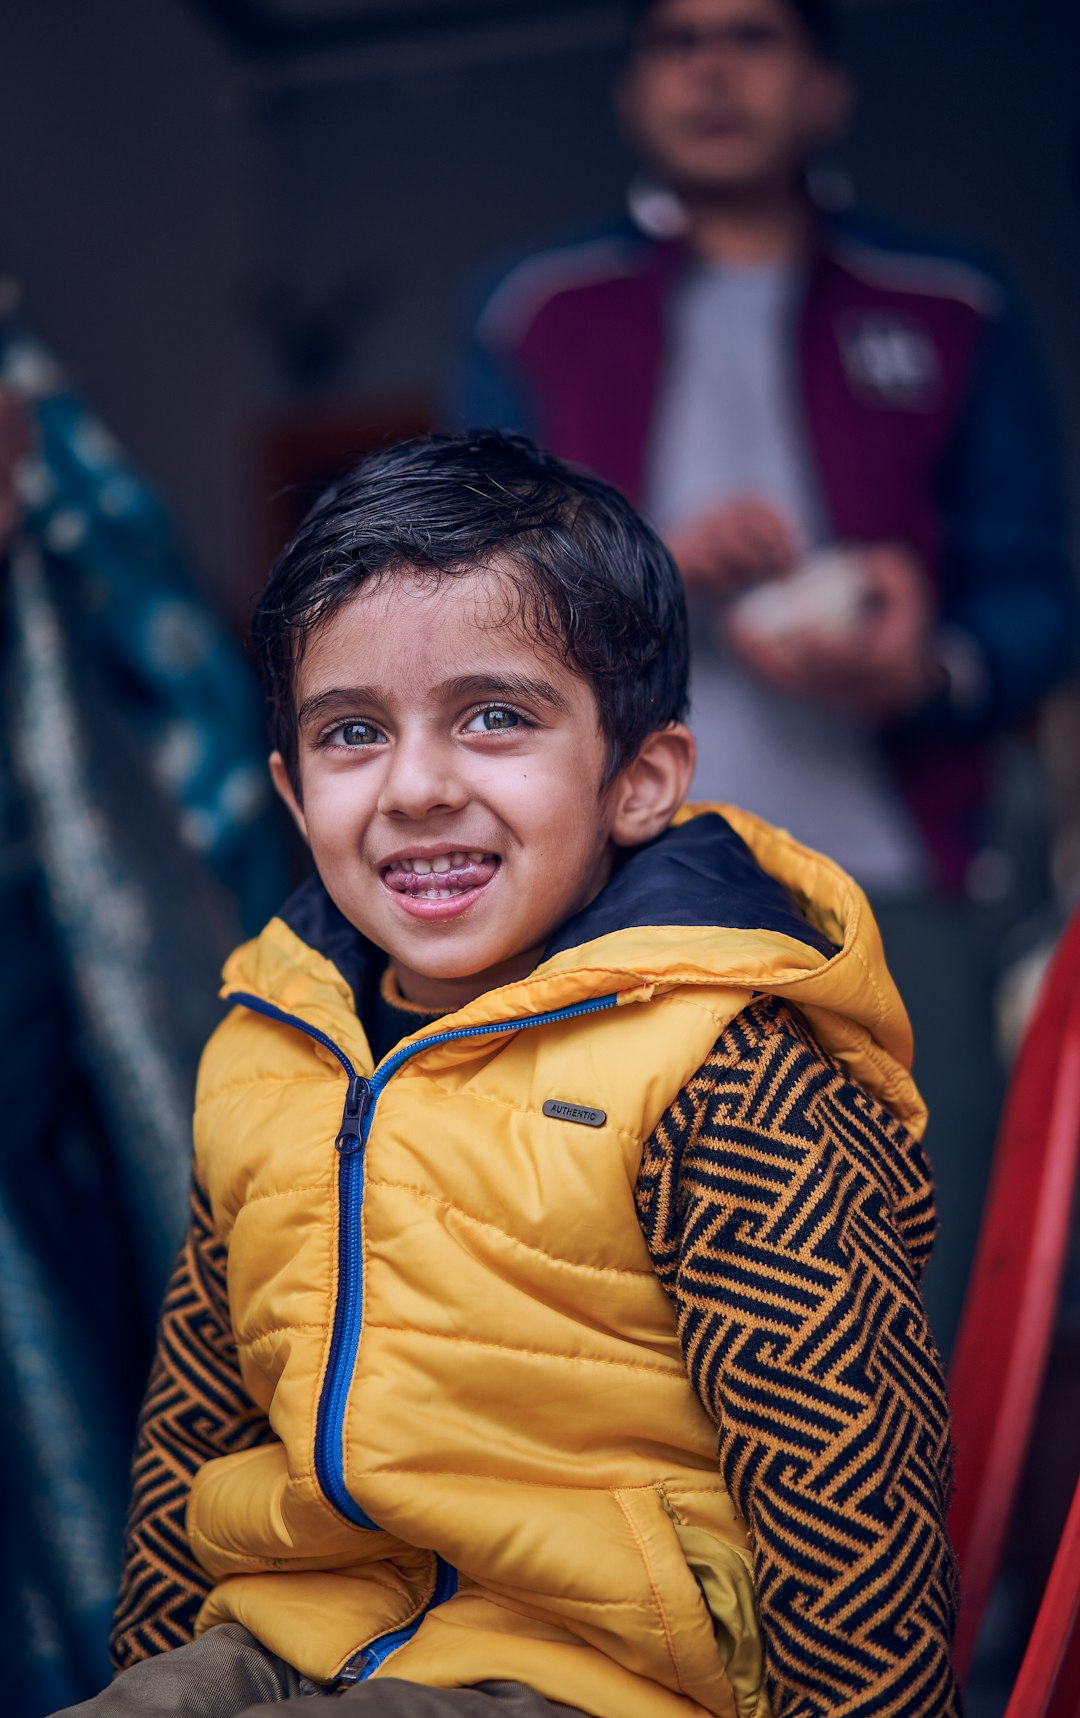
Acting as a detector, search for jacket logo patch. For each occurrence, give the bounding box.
[542,1099,607,1128]
[837,312,941,410]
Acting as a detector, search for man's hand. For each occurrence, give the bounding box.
[0,387,34,555]
[727,544,945,723]
[667,498,801,599]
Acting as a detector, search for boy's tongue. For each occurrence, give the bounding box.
[385,855,498,896]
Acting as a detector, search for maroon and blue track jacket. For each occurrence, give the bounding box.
[450,213,1076,891]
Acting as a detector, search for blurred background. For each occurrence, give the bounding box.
[2,0,1078,613]
[1,2,1078,1714]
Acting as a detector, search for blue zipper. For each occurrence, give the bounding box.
[230,985,619,1673]
[338,1552,461,1683]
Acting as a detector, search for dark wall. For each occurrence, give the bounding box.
[0,0,252,597]
[249,36,634,405]
[842,0,1080,505]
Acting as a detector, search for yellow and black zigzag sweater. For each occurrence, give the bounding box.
[111,994,958,1716]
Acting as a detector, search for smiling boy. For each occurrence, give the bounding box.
[67,432,959,1718]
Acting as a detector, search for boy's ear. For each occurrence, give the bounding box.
[269,751,310,846]
[608,723,696,849]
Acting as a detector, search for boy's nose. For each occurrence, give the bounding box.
[376,733,469,820]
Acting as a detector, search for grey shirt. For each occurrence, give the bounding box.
[645,259,926,892]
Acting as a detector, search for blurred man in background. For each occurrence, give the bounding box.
[452,0,1077,1353]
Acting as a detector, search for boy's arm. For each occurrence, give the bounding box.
[636,994,960,1717]
[109,1173,276,1671]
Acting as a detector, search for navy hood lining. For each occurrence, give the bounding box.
[545,815,836,960]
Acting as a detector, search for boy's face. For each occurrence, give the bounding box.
[271,569,680,1013]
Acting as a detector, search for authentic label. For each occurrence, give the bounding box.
[542,1099,607,1128]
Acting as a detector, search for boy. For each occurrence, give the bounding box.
[65,431,959,1717]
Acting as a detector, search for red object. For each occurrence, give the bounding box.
[948,905,1080,1681]
[1004,1468,1080,1718]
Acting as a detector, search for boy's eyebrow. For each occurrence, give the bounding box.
[441,673,571,711]
[297,686,383,729]
[297,674,571,730]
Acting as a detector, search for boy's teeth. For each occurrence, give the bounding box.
[390,851,494,873]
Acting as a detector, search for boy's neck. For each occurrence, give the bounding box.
[390,941,546,1014]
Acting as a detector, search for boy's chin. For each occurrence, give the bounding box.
[389,940,543,1010]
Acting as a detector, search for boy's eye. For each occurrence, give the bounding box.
[465,706,523,733]
[327,720,384,747]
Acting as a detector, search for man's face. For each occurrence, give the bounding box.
[620,0,846,200]
[271,569,624,1013]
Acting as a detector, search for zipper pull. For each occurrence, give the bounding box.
[336,1074,371,1153]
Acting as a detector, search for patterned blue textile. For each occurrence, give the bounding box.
[2,322,282,930]
[0,314,285,1715]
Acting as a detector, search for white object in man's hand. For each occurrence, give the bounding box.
[727,543,944,722]
[727,547,869,646]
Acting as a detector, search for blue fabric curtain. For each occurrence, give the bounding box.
[0,317,286,1715]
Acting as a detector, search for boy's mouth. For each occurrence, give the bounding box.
[382,851,499,905]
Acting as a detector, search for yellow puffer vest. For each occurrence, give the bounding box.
[188,806,922,1718]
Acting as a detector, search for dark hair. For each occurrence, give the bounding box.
[253,429,689,794]
[627,0,839,58]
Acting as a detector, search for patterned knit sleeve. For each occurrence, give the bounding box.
[109,1173,276,1671]
[635,995,960,1717]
